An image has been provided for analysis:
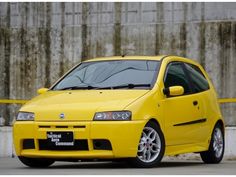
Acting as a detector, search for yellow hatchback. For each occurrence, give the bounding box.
[13,56,225,168]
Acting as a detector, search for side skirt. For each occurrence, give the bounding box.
[164,141,209,156]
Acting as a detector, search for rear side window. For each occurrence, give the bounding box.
[164,62,191,94]
[184,63,210,93]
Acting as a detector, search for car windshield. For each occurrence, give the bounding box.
[52,60,160,90]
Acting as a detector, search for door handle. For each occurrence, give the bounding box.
[193,100,198,106]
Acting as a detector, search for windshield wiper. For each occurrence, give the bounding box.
[98,84,151,89]
[59,84,151,90]
[59,85,98,90]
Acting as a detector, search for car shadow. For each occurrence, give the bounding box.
[47,160,204,169]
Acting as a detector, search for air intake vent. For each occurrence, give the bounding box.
[39,126,50,128]
[93,139,112,150]
[23,139,35,149]
[55,126,68,128]
[73,125,86,128]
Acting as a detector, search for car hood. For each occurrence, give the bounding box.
[20,90,150,121]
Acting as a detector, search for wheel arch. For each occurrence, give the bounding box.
[146,118,165,141]
[200,118,225,164]
[208,118,225,143]
[215,119,225,135]
[148,118,161,129]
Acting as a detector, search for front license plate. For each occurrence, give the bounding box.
[47,132,74,146]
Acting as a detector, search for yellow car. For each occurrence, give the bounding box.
[13,55,224,168]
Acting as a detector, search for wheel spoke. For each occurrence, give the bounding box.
[213,141,218,151]
[142,131,148,139]
[148,129,157,142]
[217,131,221,139]
[142,148,147,160]
[147,129,154,137]
[138,143,145,152]
[219,143,223,148]
[151,143,160,153]
[146,150,151,161]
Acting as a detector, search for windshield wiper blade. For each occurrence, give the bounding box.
[59,84,151,90]
[99,84,151,89]
[59,85,98,90]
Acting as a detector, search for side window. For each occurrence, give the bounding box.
[164,62,191,94]
[184,63,210,93]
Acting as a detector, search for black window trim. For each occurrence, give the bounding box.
[163,61,194,97]
[163,61,210,97]
[183,62,210,94]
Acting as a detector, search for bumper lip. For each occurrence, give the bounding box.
[21,149,114,159]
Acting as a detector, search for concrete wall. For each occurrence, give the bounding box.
[0,2,236,125]
[1,127,236,159]
[0,127,14,157]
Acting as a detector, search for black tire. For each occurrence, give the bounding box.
[200,123,224,164]
[129,121,165,168]
[18,156,55,168]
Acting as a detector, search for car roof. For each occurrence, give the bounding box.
[83,55,201,68]
[84,55,167,62]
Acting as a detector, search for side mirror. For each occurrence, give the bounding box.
[163,86,184,97]
[37,88,49,95]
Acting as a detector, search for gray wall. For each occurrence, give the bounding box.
[0,2,236,125]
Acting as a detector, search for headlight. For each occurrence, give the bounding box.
[94,111,131,121]
[16,112,35,121]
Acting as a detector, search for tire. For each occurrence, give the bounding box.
[200,123,224,164]
[129,121,165,168]
[18,156,55,168]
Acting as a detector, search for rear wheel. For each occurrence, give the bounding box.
[200,124,224,164]
[18,156,55,168]
[130,121,165,168]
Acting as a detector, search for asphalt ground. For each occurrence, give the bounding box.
[0,157,236,175]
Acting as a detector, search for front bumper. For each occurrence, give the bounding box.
[13,120,145,159]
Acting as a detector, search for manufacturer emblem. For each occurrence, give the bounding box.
[59,113,65,119]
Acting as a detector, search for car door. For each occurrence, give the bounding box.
[183,63,211,143]
[162,62,203,146]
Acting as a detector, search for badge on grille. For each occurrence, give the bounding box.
[59,113,65,119]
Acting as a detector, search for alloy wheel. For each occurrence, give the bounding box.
[137,127,161,163]
[213,127,224,158]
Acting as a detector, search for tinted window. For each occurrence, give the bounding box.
[164,62,191,94]
[53,60,160,90]
[184,63,210,93]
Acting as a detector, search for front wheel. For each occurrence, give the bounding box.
[130,121,165,168]
[18,156,55,168]
[200,124,224,164]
